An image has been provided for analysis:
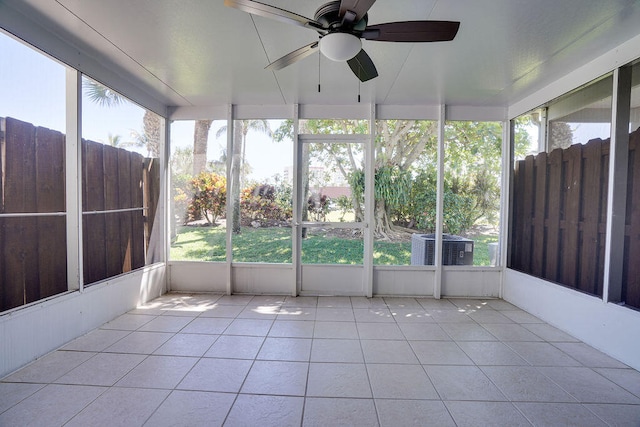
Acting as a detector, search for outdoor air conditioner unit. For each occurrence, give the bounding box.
[410,233,474,266]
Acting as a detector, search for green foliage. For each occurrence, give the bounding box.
[272,178,293,218]
[172,173,192,225]
[83,80,125,107]
[335,195,353,221]
[171,147,194,177]
[407,172,475,235]
[513,115,536,159]
[188,172,227,224]
[272,119,534,235]
[375,165,412,217]
[240,184,291,226]
[349,169,365,201]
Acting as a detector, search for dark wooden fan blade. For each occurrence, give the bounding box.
[265,41,319,71]
[347,49,378,82]
[362,21,460,42]
[225,0,323,30]
[339,0,376,23]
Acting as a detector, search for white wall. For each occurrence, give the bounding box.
[232,264,293,295]
[441,268,502,298]
[373,267,435,296]
[168,261,227,293]
[0,264,166,378]
[503,269,640,371]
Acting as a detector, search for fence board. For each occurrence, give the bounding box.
[625,132,640,308]
[1,118,40,308]
[521,155,535,272]
[531,152,547,277]
[118,149,133,272]
[130,154,145,270]
[83,140,107,284]
[103,145,122,278]
[35,126,67,299]
[580,139,603,295]
[1,116,158,310]
[509,160,523,269]
[545,149,562,282]
[561,144,582,288]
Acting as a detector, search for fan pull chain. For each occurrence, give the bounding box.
[358,80,361,103]
[318,52,321,93]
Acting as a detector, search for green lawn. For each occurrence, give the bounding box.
[170,225,498,266]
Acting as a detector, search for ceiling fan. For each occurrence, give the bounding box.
[224,0,460,82]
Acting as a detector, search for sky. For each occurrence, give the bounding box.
[171,120,292,182]
[0,30,291,182]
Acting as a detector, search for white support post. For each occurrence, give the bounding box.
[434,105,446,299]
[363,103,375,298]
[538,108,548,152]
[292,104,301,296]
[160,116,168,260]
[225,105,234,295]
[499,120,512,297]
[65,69,83,292]
[603,65,632,303]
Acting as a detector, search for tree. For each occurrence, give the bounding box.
[275,119,532,238]
[549,121,574,150]
[143,111,162,157]
[193,120,213,175]
[83,79,162,157]
[216,120,273,233]
[275,119,435,238]
[107,133,123,147]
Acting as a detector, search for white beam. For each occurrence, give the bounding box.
[363,103,375,298]
[292,104,301,296]
[225,105,233,295]
[65,69,82,291]
[603,65,632,303]
[434,105,446,299]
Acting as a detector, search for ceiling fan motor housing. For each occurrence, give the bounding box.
[314,1,368,33]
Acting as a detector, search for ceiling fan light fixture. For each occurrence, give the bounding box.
[319,32,362,61]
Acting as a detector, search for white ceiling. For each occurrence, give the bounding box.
[4,0,640,112]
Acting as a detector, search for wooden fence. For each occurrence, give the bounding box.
[1,117,159,312]
[510,127,640,309]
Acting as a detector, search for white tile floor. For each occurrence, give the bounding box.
[2,293,640,426]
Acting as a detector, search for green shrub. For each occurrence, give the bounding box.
[240,184,291,226]
[335,195,353,221]
[273,180,293,218]
[188,172,226,224]
[407,172,476,235]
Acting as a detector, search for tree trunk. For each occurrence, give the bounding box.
[353,194,364,223]
[143,111,162,157]
[231,124,243,234]
[374,198,393,239]
[193,120,212,176]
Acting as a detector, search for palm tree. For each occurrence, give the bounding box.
[193,120,213,175]
[83,79,161,157]
[107,133,122,147]
[216,120,272,233]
